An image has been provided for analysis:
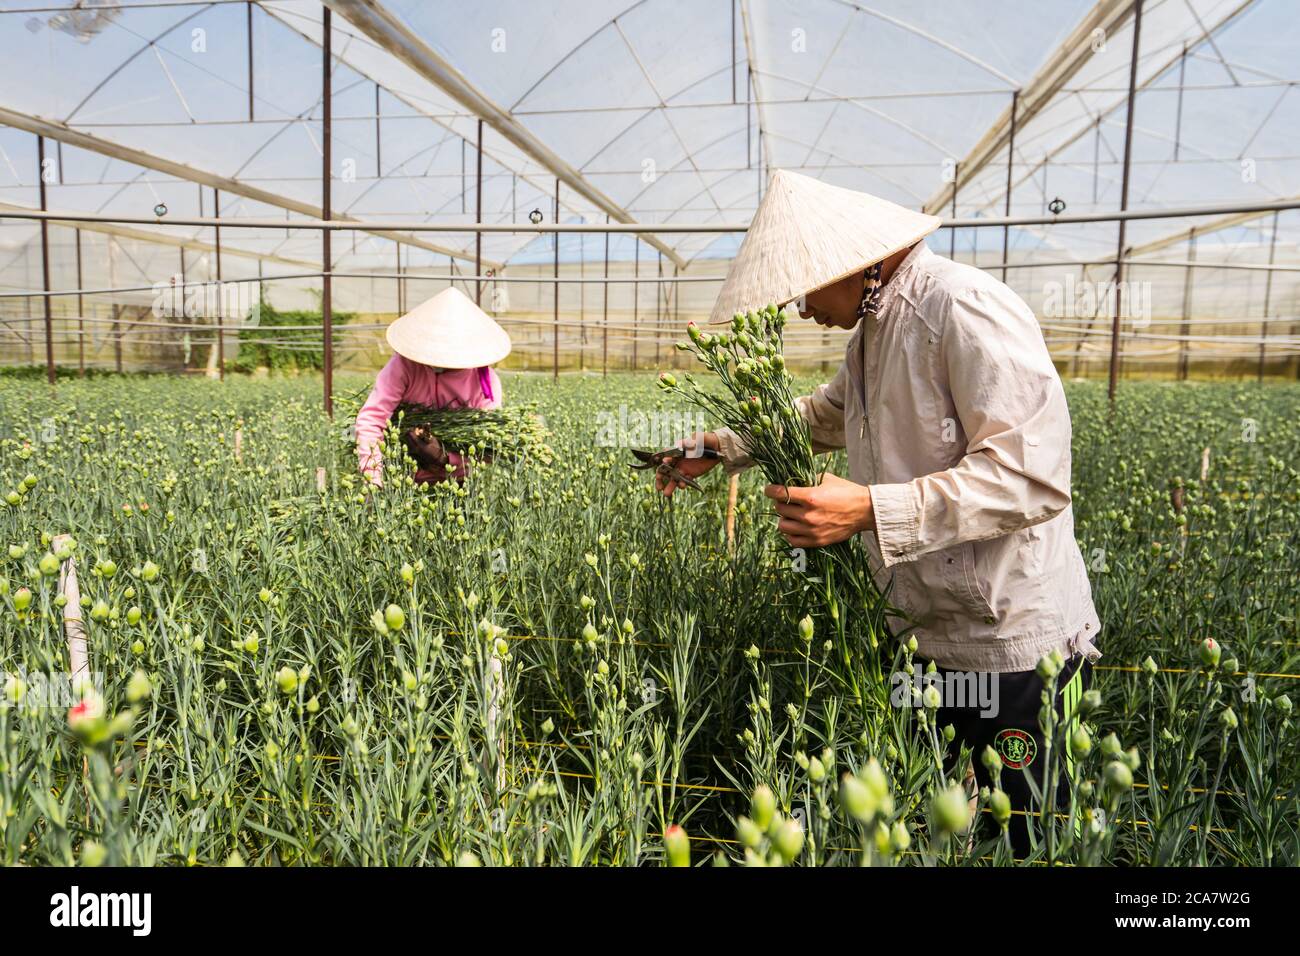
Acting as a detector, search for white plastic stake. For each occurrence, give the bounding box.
[53,534,89,690]
[486,656,506,792]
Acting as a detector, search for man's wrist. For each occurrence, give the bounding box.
[856,484,876,533]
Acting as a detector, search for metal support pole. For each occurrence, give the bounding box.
[602,222,609,378]
[247,1,255,121]
[179,245,186,370]
[552,178,559,380]
[475,118,483,305]
[1001,90,1019,282]
[74,228,84,376]
[214,186,224,380]
[949,161,958,259]
[1257,210,1279,382]
[321,5,334,417]
[655,251,662,368]
[396,242,402,313]
[1173,42,1186,162]
[1178,230,1196,381]
[37,135,55,385]
[672,263,679,368]
[632,239,640,370]
[375,83,382,177]
[578,234,585,372]
[1108,0,1143,403]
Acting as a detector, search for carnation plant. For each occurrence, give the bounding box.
[658,304,896,699]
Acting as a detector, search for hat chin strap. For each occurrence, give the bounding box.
[856,262,884,321]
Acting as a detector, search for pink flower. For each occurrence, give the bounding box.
[67,693,104,730]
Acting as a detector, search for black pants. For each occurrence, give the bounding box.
[921,654,1091,858]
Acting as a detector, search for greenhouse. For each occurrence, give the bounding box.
[0,0,1297,896]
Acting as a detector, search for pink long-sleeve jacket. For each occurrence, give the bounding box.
[355,353,503,486]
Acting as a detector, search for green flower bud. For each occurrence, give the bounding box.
[38,553,59,576]
[981,745,1003,777]
[4,674,27,705]
[1219,706,1239,731]
[1036,653,1061,682]
[276,666,298,695]
[126,669,152,703]
[772,818,804,863]
[80,840,107,868]
[1103,760,1133,793]
[1069,726,1093,758]
[750,785,776,831]
[1122,746,1142,772]
[808,756,826,783]
[140,560,160,583]
[384,604,406,632]
[1141,656,1159,676]
[839,773,875,821]
[736,816,763,849]
[989,789,1012,826]
[797,615,814,642]
[932,784,970,835]
[1080,689,1102,715]
[890,821,911,852]
[1200,637,1221,669]
[664,825,690,867]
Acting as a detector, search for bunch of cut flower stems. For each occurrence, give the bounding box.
[392,404,553,464]
[659,304,896,702]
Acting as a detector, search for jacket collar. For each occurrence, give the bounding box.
[874,241,930,320]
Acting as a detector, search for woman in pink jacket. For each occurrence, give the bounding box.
[355,286,511,486]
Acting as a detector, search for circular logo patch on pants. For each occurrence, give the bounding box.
[994,728,1037,770]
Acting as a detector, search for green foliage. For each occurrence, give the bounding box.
[228,303,355,373]
[0,372,1295,865]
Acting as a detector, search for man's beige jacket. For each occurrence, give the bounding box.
[716,242,1101,672]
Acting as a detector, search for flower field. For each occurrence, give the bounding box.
[0,372,1296,866]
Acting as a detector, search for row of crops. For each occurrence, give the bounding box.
[0,370,1296,865]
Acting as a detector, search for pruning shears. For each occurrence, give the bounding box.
[629,446,720,492]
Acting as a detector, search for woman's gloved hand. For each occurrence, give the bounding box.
[402,426,451,480]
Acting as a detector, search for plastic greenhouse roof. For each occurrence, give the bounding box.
[0,0,1297,275]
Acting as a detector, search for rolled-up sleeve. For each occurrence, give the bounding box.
[355,354,408,487]
[870,284,1072,568]
[715,360,850,475]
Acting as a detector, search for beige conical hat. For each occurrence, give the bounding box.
[709,170,942,323]
[385,286,512,368]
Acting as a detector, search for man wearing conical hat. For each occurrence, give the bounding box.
[661,170,1100,854]
[355,286,511,486]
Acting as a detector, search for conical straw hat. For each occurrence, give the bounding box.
[709,170,942,323]
[385,286,512,368]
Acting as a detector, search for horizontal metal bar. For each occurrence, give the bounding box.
[5,198,1300,233]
